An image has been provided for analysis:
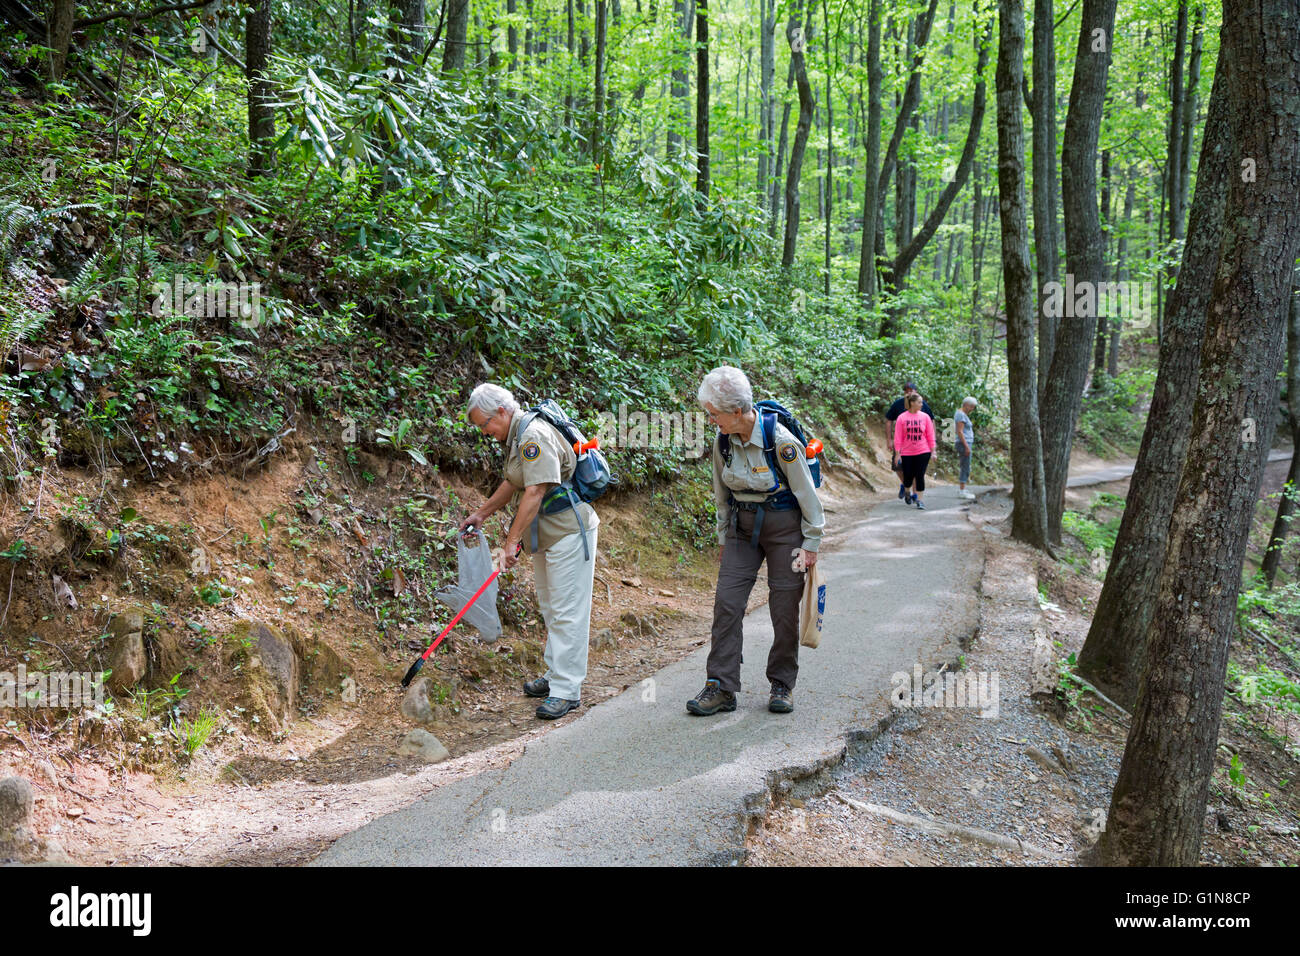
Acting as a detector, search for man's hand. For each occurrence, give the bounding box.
[459,511,485,537]
[501,538,521,569]
[492,542,522,571]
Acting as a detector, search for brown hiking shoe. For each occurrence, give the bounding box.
[769,681,794,713]
[686,679,736,716]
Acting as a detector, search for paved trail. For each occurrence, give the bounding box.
[312,488,984,866]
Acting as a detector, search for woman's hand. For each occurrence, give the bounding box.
[791,548,819,571]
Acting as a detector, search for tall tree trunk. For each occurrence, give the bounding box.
[781,0,815,267]
[695,0,709,197]
[1178,4,1204,229]
[593,0,607,163]
[872,0,942,335]
[823,0,832,295]
[771,63,794,236]
[1262,280,1300,587]
[508,0,518,71]
[856,0,883,304]
[758,0,775,204]
[1166,1,1189,244]
[443,0,470,72]
[1030,0,1060,410]
[997,0,1051,549]
[48,0,75,80]
[1093,147,1112,382]
[246,0,275,177]
[1091,0,1300,864]
[1039,0,1118,543]
[1074,40,1236,711]
[885,18,991,291]
[388,0,425,64]
[669,0,694,155]
[1109,164,1133,378]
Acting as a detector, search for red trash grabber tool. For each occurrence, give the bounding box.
[400,541,520,687]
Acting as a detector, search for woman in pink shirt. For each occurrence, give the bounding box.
[893,393,936,510]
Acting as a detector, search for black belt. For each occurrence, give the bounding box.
[728,490,799,547]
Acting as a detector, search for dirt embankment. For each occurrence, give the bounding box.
[0,414,896,865]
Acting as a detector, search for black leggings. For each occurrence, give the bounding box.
[901,452,931,492]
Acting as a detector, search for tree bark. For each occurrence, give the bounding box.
[1166,1,1189,245]
[758,0,775,205]
[593,0,607,164]
[1039,0,1117,543]
[1262,280,1300,587]
[823,0,831,295]
[1093,147,1112,382]
[1091,0,1300,865]
[246,0,275,177]
[1178,4,1204,231]
[885,18,991,291]
[388,0,425,66]
[855,0,883,303]
[1109,164,1132,378]
[695,0,709,197]
[997,0,1051,549]
[668,0,694,155]
[1030,0,1060,411]
[1075,34,1236,710]
[442,0,469,72]
[48,0,76,80]
[781,1,815,268]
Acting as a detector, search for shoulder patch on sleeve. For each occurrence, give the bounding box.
[779,443,799,463]
[521,441,541,461]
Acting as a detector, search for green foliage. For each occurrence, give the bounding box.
[1062,491,1127,575]
[1077,369,1156,457]
[172,706,219,757]
[1228,753,1247,789]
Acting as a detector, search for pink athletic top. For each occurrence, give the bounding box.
[894,410,936,456]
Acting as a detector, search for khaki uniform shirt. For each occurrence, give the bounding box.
[711,415,825,552]
[503,409,599,555]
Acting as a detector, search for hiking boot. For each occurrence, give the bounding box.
[769,681,794,713]
[523,676,550,698]
[898,483,907,500]
[686,679,736,716]
[536,696,580,719]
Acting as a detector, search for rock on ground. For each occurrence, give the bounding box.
[398,730,449,763]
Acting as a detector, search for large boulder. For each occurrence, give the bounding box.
[227,621,300,734]
[106,608,147,694]
[0,777,62,863]
[397,730,449,763]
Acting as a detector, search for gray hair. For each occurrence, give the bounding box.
[467,382,519,418]
[697,366,753,414]
[963,396,978,408]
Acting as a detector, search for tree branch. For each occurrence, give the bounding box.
[75,0,209,30]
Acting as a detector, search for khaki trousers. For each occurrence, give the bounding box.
[533,527,598,701]
[707,506,804,694]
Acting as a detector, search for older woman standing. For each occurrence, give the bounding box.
[458,383,599,720]
[687,366,825,716]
